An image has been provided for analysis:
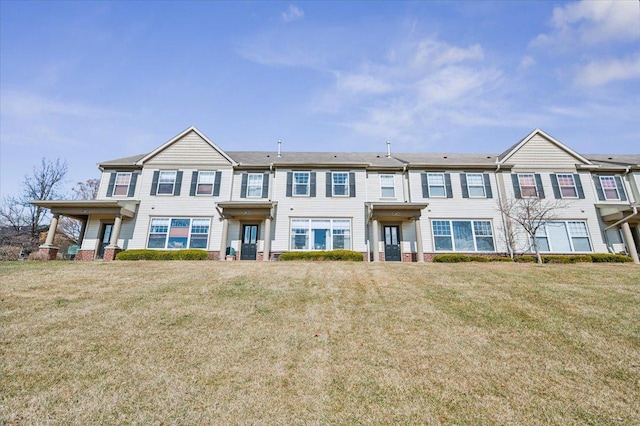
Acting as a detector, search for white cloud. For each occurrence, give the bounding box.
[411,39,483,68]
[519,55,536,70]
[532,0,640,49]
[281,5,304,23]
[575,55,640,86]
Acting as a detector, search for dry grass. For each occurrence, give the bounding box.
[1,261,639,425]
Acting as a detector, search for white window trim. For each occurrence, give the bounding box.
[518,173,538,198]
[147,217,211,250]
[556,174,578,199]
[332,172,349,197]
[380,174,396,199]
[196,171,216,196]
[246,173,263,198]
[113,172,132,197]
[289,218,352,251]
[534,220,593,253]
[427,173,446,198]
[293,171,310,197]
[157,171,177,195]
[599,176,621,201]
[466,173,486,198]
[431,219,496,252]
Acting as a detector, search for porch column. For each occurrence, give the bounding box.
[621,222,639,264]
[220,217,229,260]
[372,218,380,262]
[43,214,60,246]
[108,215,122,248]
[263,217,271,261]
[78,219,88,246]
[415,218,424,262]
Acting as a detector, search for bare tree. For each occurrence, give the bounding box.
[498,197,567,264]
[0,158,67,248]
[58,179,99,242]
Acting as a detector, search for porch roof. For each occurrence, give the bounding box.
[216,201,277,220]
[367,202,428,222]
[30,200,139,220]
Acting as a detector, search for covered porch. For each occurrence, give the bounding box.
[367,202,428,262]
[596,203,640,264]
[216,201,277,261]
[31,200,138,261]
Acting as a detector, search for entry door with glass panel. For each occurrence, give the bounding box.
[241,224,259,260]
[98,223,113,259]
[383,225,401,261]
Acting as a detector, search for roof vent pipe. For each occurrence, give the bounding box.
[386,140,391,158]
[277,139,282,158]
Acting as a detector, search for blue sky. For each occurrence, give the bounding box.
[1,1,639,198]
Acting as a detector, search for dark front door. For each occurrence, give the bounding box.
[97,223,113,259]
[384,225,401,262]
[241,224,258,260]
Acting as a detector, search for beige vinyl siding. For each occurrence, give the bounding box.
[96,171,113,199]
[506,134,582,171]
[270,169,368,253]
[628,172,640,203]
[366,171,405,202]
[145,130,233,167]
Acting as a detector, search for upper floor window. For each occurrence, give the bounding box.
[293,172,310,196]
[113,172,132,196]
[466,173,485,198]
[600,176,620,200]
[428,173,446,197]
[158,171,177,195]
[247,173,264,198]
[196,171,216,195]
[556,174,577,198]
[517,174,538,197]
[332,172,349,196]
[380,175,395,198]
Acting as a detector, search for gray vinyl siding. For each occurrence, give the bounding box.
[145,130,233,167]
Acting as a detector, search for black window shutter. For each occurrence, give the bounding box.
[190,171,198,196]
[421,173,429,198]
[615,176,627,201]
[592,176,605,201]
[534,174,545,198]
[460,173,469,198]
[240,172,248,198]
[550,174,561,199]
[128,172,139,197]
[150,171,159,195]
[310,172,316,197]
[445,173,453,198]
[483,173,492,199]
[349,172,356,197]
[173,171,183,196]
[326,172,332,197]
[213,171,222,196]
[511,174,521,198]
[106,172,116,197]
[262,172,269,198]
[574,174,584,199]
[286,172,293,197]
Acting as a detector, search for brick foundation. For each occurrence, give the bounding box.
[206,251,222,260]
[103,247,122,262]
[75,250,96,261]
[38,246,59,260]
[402,252,418,262]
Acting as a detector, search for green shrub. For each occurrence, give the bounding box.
[487,256,514,262]
[116,249,208,261]
[433,254,470,263]
[514,255,536,263]
[542,255,592,264]
[590,253,633,263]
[278,250,363,261]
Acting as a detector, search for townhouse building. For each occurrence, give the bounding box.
[34,127,640,263]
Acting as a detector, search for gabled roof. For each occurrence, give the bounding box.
[228,151,406,168]
[395,152,499,169]
[99,153,147,169]
[497,129,593,165]
[585,154,640,169]
[135,126,236,166]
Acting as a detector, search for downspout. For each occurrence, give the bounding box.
[495,161,514,258]
[604,206,638,231]
[604,206,639,263]
[403,163,411,203]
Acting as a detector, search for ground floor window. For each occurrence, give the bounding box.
[147,217,211,249]
[290,218,351,250]
[534,221,592,252]
[432,220,495,252]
